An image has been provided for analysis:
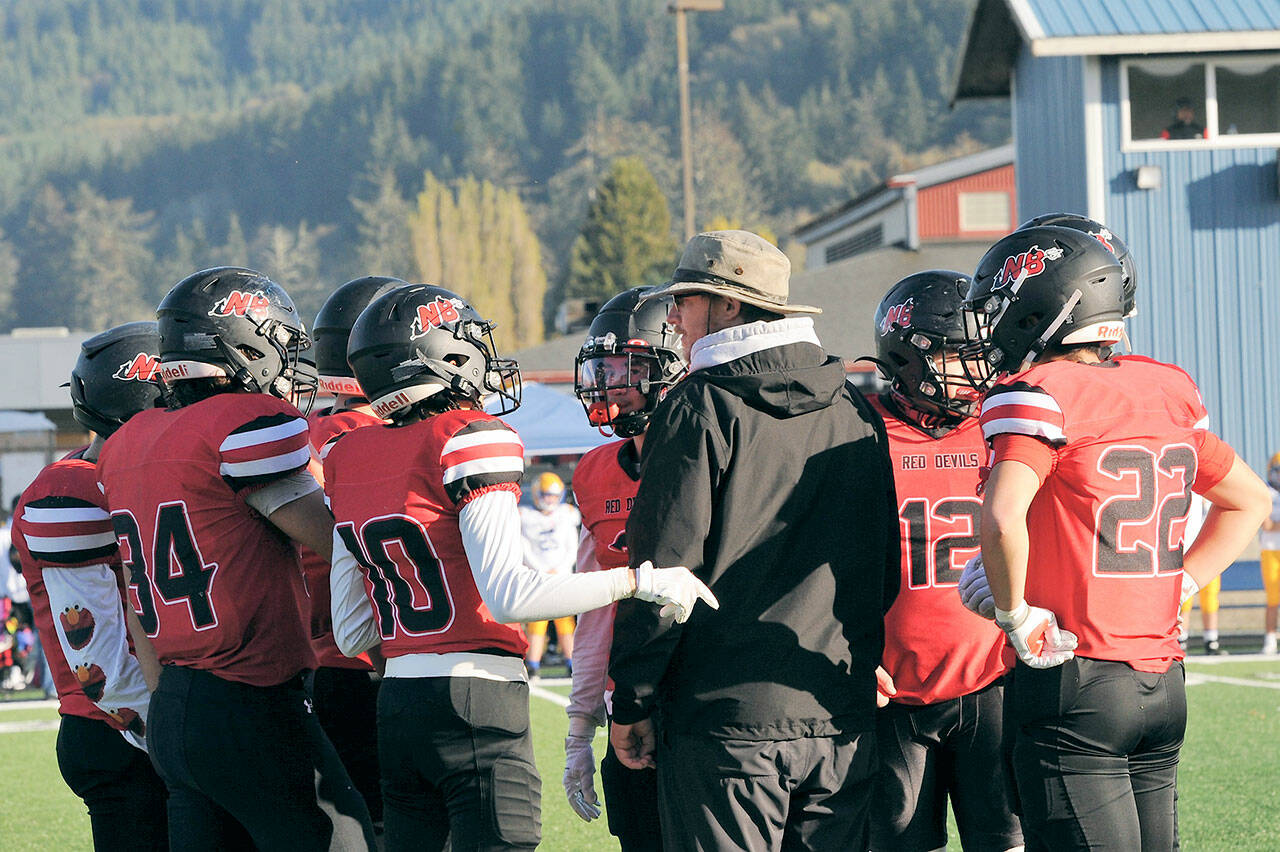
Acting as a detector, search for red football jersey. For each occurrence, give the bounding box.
[97,393,317,686]
[572,440,640,572]
[322,410,528,659]
[980,355,1235,672]
[870,396,1009,705]
[11,454,146,730]
[301,407,380,670]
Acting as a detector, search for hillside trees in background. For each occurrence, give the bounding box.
[564,158,677,306]
[409,173,546,350]
[0,230,18,330]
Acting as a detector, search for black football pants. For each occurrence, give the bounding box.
[871,677,1023,852]
[310,666,383,825]
[56,713,169,851]
[1007,657,1186,852]
[378,676,541,852]
[147,664,376,851]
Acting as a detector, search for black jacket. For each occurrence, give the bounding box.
[609,323,899,740]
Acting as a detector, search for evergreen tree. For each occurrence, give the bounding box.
[564,157,676,305]
[0,229,19,331]
[352,169,416,280]
[64,183,154,330]
[248,220,333,324]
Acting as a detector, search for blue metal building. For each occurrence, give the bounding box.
[955,0,1280,471]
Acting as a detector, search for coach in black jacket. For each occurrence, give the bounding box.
[608,230,900,851]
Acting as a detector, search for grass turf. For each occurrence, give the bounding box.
[3,659,1277,851]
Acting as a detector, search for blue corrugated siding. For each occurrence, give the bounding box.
[1014,52,1089,219]
[1097,58,1280,472]
[1027,0,1280,38]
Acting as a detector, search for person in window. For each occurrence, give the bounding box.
[1162,97,1206,139]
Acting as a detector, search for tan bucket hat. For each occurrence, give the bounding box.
[646,229,821,315]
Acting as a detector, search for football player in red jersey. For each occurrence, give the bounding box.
[562,287,686,850]
[864,272,1023,852]
[959,226,1270,851]
[324,284,715,852]
[12,322,168,851]
[96,268,375,851]
[301,275,409,831]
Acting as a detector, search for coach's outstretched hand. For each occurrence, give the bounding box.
[958,555,997,620]
[610,718,657,771]
[995,601,1078,669]
[632,561,719,623]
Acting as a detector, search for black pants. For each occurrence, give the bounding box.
[378,676,540,852]
[871,678,1022,852]
[657,729,877,852]
[311,666,383,824]
[601,725,661,852]
[56,713,169,851]
[1007,657,1186,852]
[147,665,375,851]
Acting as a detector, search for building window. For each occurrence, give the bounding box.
[825,225,883,263]
[958,191,1010,232]
[1123,56,1280,150]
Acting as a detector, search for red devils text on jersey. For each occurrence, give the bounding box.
[572,439,641,572]
[96,394,316,686]
[322,410,528,659]
[870,396,1008,705]
[11,453,146,730]
[979,355,1235,672]
[302,407,380,670]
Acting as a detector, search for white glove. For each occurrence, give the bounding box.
[632,561,719,623]
[958,555,996,620]
[563,716,601,822]
[1179,572,1200,608]
[994,602,1078,669]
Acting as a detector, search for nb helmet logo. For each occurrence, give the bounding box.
[992,245,1064,292]
[114,353,161,383]
[1089,229,1116,255]
[410,297,462,339]
[879,298,914,336]
[209,290,271,319]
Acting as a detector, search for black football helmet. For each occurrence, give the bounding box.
[347,284,521,421]
[313,276,410,397]
[156,267,316,409]
[960,226,1126,391]
[1017,212,1137,317]
[872,271,979,421]
[67,321,163,437]
[573,287,686,438]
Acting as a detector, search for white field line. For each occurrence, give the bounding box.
[1185,672,1280,690]
[0,719,59,734]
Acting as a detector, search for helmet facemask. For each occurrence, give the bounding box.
[574,344,675,438]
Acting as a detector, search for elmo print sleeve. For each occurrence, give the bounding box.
[979,381,1067,446]
[440,419,525,506]
[218,412,311,490]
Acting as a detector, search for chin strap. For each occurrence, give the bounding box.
[1019,289,1082,371]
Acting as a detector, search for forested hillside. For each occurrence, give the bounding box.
[0,0,1006,343]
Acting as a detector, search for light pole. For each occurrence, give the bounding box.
[667,0,723,240]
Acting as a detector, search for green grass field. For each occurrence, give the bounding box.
[3,657,1278,851]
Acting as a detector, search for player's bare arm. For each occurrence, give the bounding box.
[1183,455,1271,590]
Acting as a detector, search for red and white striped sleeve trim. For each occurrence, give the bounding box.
[218,413,311,484]
[979,384,1067,445]
[17,498,117,565]
[440,419,525,505]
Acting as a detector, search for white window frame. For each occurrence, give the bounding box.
[1120,53,1280,152]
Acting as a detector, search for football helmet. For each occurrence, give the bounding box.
[68,321,163,437]
[532,472,565,511]
[1268,452,1280,492]
[347,284,521,421]
[872,270,979,421]
[573,287,685,438]
[313,276,410,397]
[156,267,315,408]
[1017,213,1137,317]
[960,226,1126,390]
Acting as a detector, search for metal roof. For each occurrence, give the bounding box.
[955,0,1280,101]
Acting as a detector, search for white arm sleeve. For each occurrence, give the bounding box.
[566,527,613,726]
[44,564,151,752]
[329,528,380,657]
[243,469,322,517]
[459,490,632,623]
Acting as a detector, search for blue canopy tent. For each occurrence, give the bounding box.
[494,382,613,459]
